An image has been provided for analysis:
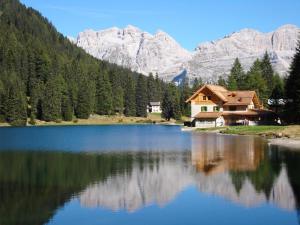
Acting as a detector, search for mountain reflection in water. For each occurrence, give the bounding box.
[0,131,299,225]
[79,134,297,212]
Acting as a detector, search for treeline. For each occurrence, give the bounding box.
[0,0,172,126]
[218,52,285,105]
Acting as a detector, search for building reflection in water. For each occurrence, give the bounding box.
[79,133,298,213]
[191,133,266,174]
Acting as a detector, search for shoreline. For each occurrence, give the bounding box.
[192,125,300,150]
[0,114,182,127]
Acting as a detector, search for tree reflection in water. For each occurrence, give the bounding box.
[0,133,299,225]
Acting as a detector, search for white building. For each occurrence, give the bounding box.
[147,102,162,113]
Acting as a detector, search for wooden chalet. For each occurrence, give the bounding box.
[186,84,277,127]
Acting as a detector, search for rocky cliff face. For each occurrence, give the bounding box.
[73,24,299,82]
[75,25,190,78]
[187,24,299,82]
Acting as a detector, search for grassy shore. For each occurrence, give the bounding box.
[0,113,179,127]
[196,125,300,139]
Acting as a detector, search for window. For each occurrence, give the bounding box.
[229,106,237,111]
[213,106,220,112]
[208,96,212,100]
[203,96,207,100]
[201,106,207,112]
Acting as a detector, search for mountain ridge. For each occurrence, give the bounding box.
[72,24,299,82]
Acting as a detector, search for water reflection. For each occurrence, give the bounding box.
[0,130,299,225]
[191,133,266,174]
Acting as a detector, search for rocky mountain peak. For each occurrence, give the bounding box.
[73,24,299,82]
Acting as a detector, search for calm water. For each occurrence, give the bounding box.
[0,125,299,225]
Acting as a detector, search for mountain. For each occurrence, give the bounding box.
[73,24,300,82]
[75,25,191,79]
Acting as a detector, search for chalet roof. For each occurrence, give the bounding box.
[186,84,261,108]
[194,112,222,119]
[223,91,256,106]
[194,109,276,119]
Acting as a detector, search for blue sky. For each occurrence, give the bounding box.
[20,0,300,50]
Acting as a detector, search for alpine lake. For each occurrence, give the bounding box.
[0,124,299,225]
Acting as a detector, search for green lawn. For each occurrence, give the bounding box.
[220,125,284,135]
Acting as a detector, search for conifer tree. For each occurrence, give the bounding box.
[96,71,113,115]
[260,51,275,97]
[110,71,124,113]
[270,73,284,113]
[76,78,92,119]
[124,75,136,116]
[0,79,5,121]
[135,74,148,117]
[245,59,268,103]
[147,73,156,102]
[61,94,73,121]
[285,40,300,123]
[180,77,192,116]
[4,73,27,126]
[227,75,238,91]
[42,75,63,121]
[217,76,226,87]
[227,58,245,90]
[162,84,181,120]
[192,77,203,92]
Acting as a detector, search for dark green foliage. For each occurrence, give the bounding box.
[135,74,148,117]
[260,52,274,97]
[285,40,300,123]
[3,72,27,126]
[76,78,92,119]
[270,73,285,113]
[147,73,156,103]
[162,84,181,120]
[124,75,136,117]
[61,95,73,121]
[192,77,203,92]
[180,78,192,116]
[227,58,245,90]
[0,0,178,125]
[42,75,63,121]
[217,76,227,87]
[96,71,113,115]
[110,70,124,113]
[245,59,268,103]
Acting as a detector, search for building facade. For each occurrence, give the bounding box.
[186,84,277,128]
[147,102,162,113]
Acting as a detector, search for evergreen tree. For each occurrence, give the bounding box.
[147,73,156,102]
[76,78,92,119]
[0,79,5,121]
[245,59,268,103]
[285,40,300,123]
[192,77,203,92]
[110,70,124,113]
[227,74,238,90]
[124,75,136,116]
[42,75,63,121]
[135,74,148,117]
[217,76,227,87]
[61,94,73,121]
[260,51,274,97]
[180,77,192,116]
[162,84,181,120]
[270,73,284,113]
[4,73,27,126]
[96,71,113,115]
[227,58,245,90]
